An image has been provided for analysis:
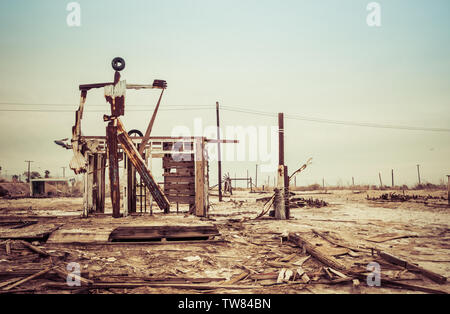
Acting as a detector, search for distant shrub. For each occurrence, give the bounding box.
[412,182,444,190]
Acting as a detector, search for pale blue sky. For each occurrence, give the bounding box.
[0,0,449,186]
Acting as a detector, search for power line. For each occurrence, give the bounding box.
[0,102,213,108]
[1,102,449,133]
[0,108,212,112]
[219,106,450,133]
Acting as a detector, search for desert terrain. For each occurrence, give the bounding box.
[0,187,448,294]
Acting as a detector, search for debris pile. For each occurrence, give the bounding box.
[367,192,445,202]
[289,197,328,208]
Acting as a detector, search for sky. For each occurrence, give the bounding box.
[0,0,449,187]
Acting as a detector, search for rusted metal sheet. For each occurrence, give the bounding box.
[116,119,170,213]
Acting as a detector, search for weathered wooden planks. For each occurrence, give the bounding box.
[108,225,220,241]
[194,138,207,217]
[163,149,196,206]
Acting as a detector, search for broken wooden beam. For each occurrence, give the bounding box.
[287,233,348,272]
[2,267,54,291]
[116,118,170,212]
[16,240,51,257]
[312,229,369,253]
[376,249,447,284]
[53,267,94,286]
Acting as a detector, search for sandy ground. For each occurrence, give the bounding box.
[0,188,449,294]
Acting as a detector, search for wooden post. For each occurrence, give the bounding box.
[391,169,394,188]
[246,170,249,188]
[97,153,106,213]
[275,113,289,220]
[83,167,88,217]
[352,177,354,190]
[127,155,136,214]
[87,154,94,213]
[92,155,99,212]
[417,164,421,185]
[216,102,223,202]
[123,157,129,217]
[322,178,325,190]
[278,113,285,166]
[255,164,258,188]
[147,148,153,215]
[107,122,121,218]
[195,137,206,217]
[447,175,450,206]
[379,172,383,189]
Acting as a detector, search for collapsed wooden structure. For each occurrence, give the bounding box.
[68,58,236,218]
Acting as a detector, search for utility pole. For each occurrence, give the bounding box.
[216,102,222,201]
[275,113,288,220]
[391,169,394,188]
[352,177,355,189]
[417,164,421,185]
[255,164,258,188]
[323,178,325,190]
[61,167,67,178]
[25,160,34,183]
[447,175,450,206]
[379,172,383,188]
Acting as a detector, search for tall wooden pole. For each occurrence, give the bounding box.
[278,113,284,166]
[246,170,249,188]
[25,160,33,183]
[276,113,288,220]
[417,164,421,185]
[391,169,394,188]
[255,164,258,188]
[379,172,383,188]
[216,102,222,201]
[107,122,120,218]
[447,175,450,206]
